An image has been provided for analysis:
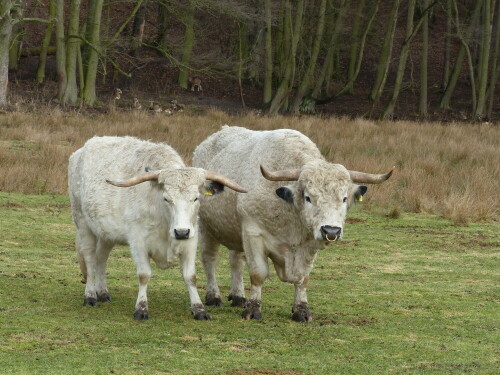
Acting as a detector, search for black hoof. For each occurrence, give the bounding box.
[133,309,149,320]
[192,304,212,320]
[242,299,262,320]
[205,292,222,307]
[83,297,97,306]
[292,303,312,322]
[97,293,112,303]
[134,301,149,320]
[228,295,246,308]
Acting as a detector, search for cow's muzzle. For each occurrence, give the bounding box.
[174,228,190,240]
[320,226,342,242]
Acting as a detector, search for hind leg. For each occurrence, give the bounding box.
[227,250,246,307]
[95,239,114,302]
[76,226,98,306]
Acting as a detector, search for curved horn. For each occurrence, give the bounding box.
[106,171,160,187]
[204,171,248,193]
[348,166,395,184]
[260,164,301,181]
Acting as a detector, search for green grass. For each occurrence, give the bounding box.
[0,192,498,375]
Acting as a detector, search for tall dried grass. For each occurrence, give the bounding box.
[0,109,498,223]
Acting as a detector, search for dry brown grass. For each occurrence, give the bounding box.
[1,108,498,223]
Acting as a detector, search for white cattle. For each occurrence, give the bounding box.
[68,136,247,320]
[193,126,393,321]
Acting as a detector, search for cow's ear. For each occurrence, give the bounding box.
[354,185,368,202]
[276,187,294,204]
[203,181,225,196]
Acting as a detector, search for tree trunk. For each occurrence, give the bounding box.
[8,0,25,73]
[268,0,305,115]
[290,0,327,113]
[369,0,399,102]
[81,0,104,105]
[157,1,168,50]
[55,0,66,101]
[263,0,273,107]
[130,0,148,56]
[62,0,82,104]
[36,0,55,84]
[439,0,482,109]
[382,0,418,119]
[345,0,365,95]
[312,0,350,98]
[475,0,492,119]
[419,0,429,116]
[0,0,13,108]
[178,0,195,90]
[487,0,500,119]
[443,0,452,89]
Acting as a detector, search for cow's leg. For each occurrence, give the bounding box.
[130,244,151,320]
[227,250,246,307]
[200,228,222,306]
[181,242,211,320]
[76,227,98,307]
[95,239,114,302]
[292,276,312,322]
[241,231,268,320]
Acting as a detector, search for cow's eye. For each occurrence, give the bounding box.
[164,198,172,204]
[343,197,347,203]
[305,196,311,203]
[194,197,198,202]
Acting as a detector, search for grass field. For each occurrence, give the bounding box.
[0,192,498,375]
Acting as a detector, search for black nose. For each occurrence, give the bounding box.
[174,229,190,240]
[320,226,342,241]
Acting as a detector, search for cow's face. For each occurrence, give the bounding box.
[276,161,367,242]
[157,168,224,240]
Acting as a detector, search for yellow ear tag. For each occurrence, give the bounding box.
[203,190,213,196]
[358,196,363,202]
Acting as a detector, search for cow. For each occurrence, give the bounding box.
[68,136,247,320]
[193,126,393,322]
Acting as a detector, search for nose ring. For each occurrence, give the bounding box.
[325,234,338,242]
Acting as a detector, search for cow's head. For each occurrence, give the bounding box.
[261,161,393,242]
[106,168,247,240]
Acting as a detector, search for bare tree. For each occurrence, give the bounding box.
[0,0,13,108]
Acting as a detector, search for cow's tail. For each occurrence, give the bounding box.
[77,249,88,284]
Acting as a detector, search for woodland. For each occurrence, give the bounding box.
[0,0,499,120]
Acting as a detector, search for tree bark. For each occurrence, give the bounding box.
[439,0,482,109]
[130,0,148,56]
[81,0,104,105]
[312,0,350,98]
[62,0,82,104]
[443,0,452,89]
[55,0,66,101]
[290,0,327,113]
[178,0,195,89]
[268,0,305,115]
[346,0,365,95]
[369,0,399,103]
[475,0,492,118]
[263,0,273,107]
[487,0,500,119]
[419,0,429,116]
[36,0,55,84]
[0,0,13,108]
[8,0,24,73]
[382,0,418,119]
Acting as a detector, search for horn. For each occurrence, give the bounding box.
[106,171,160,187]
[204,171,248,193]
[348,166,395,184]
[260,164,301,181]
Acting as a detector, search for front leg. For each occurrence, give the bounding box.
[181,242,211,320]
[241,230,268,320]
[292,276,312,322]
[131,250,152,320]
[227,249,246,307]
